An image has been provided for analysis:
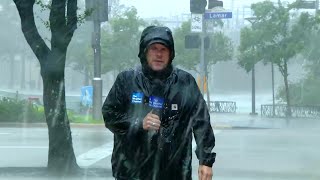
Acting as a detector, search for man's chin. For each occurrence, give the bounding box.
[151,65,166,72]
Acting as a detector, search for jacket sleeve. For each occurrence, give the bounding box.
[190,78,216,167]
[102,72,144,135]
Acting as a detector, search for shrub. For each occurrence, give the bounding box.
[0,97,45,123]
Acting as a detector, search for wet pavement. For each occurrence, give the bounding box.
[0,113,319,180]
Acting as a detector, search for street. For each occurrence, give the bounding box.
[0,114,319,180]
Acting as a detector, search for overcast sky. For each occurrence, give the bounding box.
[119,0,298,18]
[120,0,190,18]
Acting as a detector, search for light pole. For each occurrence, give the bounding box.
[85,0,108,120]
[92,14,103,120]
[271,62,275,116]
[245,17,258,115]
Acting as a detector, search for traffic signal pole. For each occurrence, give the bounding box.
[92,17,102,120]
[199,20,205,94]
[86,0,108,120]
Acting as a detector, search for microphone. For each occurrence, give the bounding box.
[149,79,165,118]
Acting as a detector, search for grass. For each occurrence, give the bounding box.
[68,111,103,124]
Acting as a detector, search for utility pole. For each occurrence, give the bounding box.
[245,17,258,115]
[199,22,205,94]
[92,14,102,120]
[250,64,257,115]
[271,63,275,117]
[190,0,207,94]
[86,0,108,120]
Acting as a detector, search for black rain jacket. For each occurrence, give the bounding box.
[102,66,216,180]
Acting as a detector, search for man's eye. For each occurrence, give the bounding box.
[150,47,158,51]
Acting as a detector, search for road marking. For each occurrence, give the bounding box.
[77,130,221,167]
[77,141,114,167]
[0,133,11,135]
[0,146,48,149]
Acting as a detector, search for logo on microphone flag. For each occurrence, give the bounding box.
[149,96,164,109]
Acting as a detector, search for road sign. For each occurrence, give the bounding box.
[296,0,318,9]
[191,14,203,32]
[81,86,93,107]
[204,11,232,19]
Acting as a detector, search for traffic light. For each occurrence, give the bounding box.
[190,0,207,14]
[208,0,223,9]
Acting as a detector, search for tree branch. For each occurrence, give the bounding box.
[50,0,67,50]
[13,0,50,64]
[66,0,78,42]
[50,0,77,50]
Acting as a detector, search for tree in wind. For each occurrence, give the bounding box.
[13,0,79,174]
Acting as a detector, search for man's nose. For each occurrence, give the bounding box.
[156,50,162,57]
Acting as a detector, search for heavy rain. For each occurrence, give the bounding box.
[0,0,319,179]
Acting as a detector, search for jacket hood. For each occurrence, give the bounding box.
[138,26,175,65]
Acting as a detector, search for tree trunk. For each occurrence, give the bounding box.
[14,0,79,174]
[41,51,79,173]
[283,60,292,117]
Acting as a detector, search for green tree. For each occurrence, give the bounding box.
[13,0,79,173]
[66,22,93,86]
[238,0,315,116]
[174,20,233,71]
[173,20,199,71]
[174,20,233,98]
[278,12,320,106]
[101,6,146,74]
[173,20,233,107]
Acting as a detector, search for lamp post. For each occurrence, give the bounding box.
[271,62,275,117]
[245,17,258,115]
[85,0,108,120]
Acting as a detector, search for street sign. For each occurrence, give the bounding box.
[204,11,232,19]
[296,0,318,9]
[81,86,93,107]
[191,14,203,33]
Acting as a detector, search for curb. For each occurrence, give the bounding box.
[213,124,233,129]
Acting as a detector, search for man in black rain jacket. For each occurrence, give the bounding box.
[102,25,216,180]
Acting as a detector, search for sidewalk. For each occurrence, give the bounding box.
[1,112,318,129]
[211,112,320,129]
[0,167,114,180]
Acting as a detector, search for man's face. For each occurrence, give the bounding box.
[146,43,170,71]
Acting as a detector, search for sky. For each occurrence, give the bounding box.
[121,0,267,18]
[119,0,298,18]
[120,0,190,18]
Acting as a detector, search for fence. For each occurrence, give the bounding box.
[208,101,237,113]
[261,104,320,118]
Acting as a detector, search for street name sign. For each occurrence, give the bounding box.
[204,11,232,19]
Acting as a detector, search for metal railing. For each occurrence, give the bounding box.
[261,104,320,118]
[208,101,237,113]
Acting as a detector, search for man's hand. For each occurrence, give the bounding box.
[198,165,213,180]
[143,110,161,131]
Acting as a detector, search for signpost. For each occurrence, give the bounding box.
[189,0,232,98]
[86,0,108,120]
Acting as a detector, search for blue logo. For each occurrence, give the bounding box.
[131,92,144,104]
[149,96,164,109]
